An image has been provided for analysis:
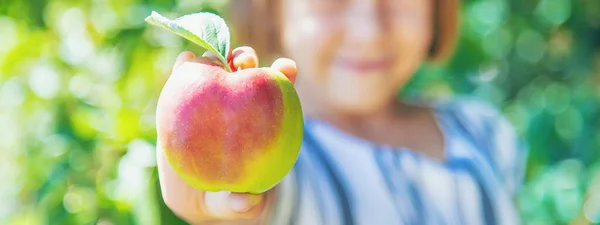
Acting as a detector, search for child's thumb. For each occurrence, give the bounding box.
[204,191,266,220]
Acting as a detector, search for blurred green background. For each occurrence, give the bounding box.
[0,0,599,224]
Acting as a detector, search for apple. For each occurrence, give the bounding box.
[147,11,303,194]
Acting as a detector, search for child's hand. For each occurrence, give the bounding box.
[156,47,297,224]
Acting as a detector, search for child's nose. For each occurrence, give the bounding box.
[344,0,386,45]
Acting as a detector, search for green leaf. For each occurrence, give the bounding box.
[145,11,231,72]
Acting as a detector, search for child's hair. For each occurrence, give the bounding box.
[228,0,461,63]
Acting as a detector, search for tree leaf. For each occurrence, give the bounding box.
[145,11,231,72]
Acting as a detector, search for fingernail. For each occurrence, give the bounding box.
[229,195,251,212]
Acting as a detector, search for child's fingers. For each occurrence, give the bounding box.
[231,46,258,64]
[231,46,259,71]
[202,50,221,61]
[233,52,259,70]
[271,58,298,85]
[172,51,196,73]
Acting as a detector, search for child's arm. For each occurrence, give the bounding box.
[156,50,298,224]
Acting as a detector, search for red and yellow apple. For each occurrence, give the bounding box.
[156,57,303,194]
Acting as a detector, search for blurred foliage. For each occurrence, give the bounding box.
[0,0,598,224]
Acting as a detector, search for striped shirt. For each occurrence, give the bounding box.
[268,98,529,225]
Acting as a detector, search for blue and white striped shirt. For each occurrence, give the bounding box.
[268,98,529,225]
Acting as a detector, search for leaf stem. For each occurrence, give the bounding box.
[218,55,232,73]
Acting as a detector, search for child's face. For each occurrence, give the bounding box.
[281,0,434,114]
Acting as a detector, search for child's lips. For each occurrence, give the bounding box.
[334,57,394,74]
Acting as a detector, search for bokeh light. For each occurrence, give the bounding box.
[1,0,599,224]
